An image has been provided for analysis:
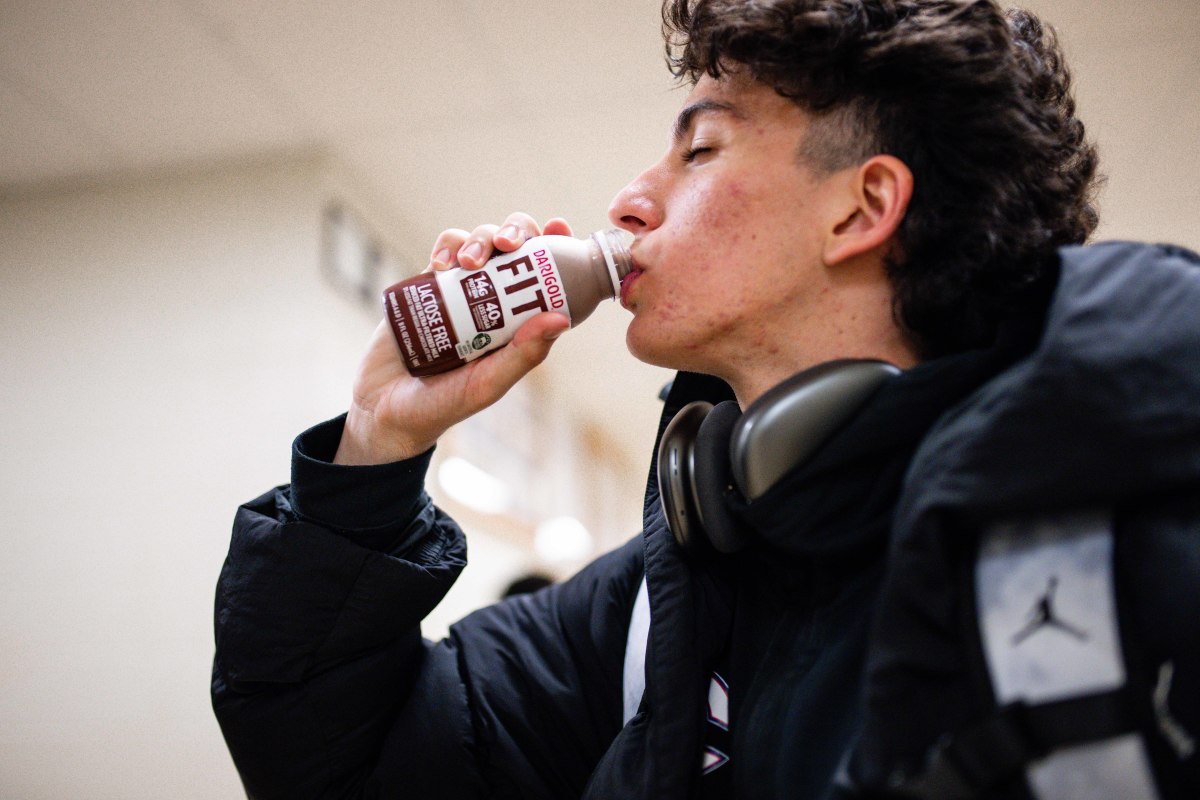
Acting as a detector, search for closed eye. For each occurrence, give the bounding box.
[681,146,713,164]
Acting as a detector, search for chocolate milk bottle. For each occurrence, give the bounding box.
[382,229,633,376]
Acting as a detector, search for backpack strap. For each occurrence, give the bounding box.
[975,509,1158,798]
[887,689,1142,798]
[886,508,1161,799]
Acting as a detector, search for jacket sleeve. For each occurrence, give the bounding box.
[212,415,644,799]
[365,536,644,799]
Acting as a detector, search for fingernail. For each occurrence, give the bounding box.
[498,225,522,243]
[544,324,567,341]
[432,248,451,268]
[461,241,484,265]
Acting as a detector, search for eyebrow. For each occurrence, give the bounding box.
[671,99,741,144]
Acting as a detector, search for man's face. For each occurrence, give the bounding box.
[609,73,855,399]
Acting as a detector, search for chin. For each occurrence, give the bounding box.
[626,324,710,375]
[625,325,674,370]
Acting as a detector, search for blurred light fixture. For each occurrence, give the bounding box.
[437,457,512,514]
[534,516,594,564]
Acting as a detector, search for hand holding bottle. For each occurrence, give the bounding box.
[333,214,574,466]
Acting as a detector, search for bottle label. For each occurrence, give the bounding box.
[440,245,571,359]
[383,241,571,376]
[384,273,466,374]
[459,271,505,332]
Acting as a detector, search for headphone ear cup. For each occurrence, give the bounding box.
[657,401,712,556]
[657,400,749,557]
[690,401,748,554]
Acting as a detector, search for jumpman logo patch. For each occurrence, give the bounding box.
[1011,575,1089,645]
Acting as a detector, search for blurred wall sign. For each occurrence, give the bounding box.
[322,201,388,305]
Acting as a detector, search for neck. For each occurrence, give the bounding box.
[727,326,919,409]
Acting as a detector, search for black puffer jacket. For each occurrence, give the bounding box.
[213,364,1012,798]
[213,242,1195,799]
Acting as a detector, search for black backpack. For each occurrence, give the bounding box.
[842,243,1200,800]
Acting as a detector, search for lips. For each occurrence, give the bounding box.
[620,254,645,310]
[619,268,643,309]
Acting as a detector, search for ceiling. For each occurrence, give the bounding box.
[0,0,682,228]
[2,0,1198,460]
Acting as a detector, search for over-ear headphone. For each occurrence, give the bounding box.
[657,359,901,556]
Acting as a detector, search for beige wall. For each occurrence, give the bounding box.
[1020,0,1200,251]
[0,158,341,797]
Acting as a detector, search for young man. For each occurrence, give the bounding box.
[213,1,1199,798]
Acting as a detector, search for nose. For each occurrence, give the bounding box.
[607,163,664,236]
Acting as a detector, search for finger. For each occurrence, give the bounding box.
[494,212,542,251]
[542,217,574,237]
[514,310,572,345]
[457,224,501,270]
[461,313,570,410]
[430,228,470,271]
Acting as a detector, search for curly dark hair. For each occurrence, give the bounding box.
[662,0,1101,358]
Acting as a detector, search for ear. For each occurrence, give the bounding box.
[823,155,913,267]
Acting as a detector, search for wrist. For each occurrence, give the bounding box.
[334,406,436,466]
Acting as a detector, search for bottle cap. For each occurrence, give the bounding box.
[593,229,634,294]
